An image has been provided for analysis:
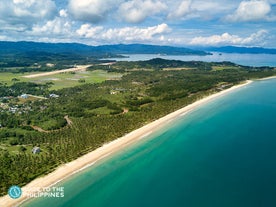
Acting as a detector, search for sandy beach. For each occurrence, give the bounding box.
[256,75,276,81]
[0,80,252,207]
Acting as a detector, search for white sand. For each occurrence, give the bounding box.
[257,75,276,81]
[0,80,252,207]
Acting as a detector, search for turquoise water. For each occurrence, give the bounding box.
[24,79,276,207]
[104,53,276,67]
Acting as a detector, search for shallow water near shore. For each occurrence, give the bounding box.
[24,78,276,207]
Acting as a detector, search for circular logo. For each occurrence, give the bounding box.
[8,185,22,199]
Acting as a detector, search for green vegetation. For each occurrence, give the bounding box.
[0,70,122,90]
[0,41,119,73]
[0,58,275,196]
[89,58,214,71]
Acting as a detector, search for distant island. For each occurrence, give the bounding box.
[204,46,276,54]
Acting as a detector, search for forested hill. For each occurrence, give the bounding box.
[205,46,276,54]
[96,44,210,55]
[0,41,111,57]
[0,41,210,56]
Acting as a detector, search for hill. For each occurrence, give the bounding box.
[206,46,276,54]
[0,41,210,57]
[96,44,210,55]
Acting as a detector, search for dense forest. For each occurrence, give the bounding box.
[0,58,275,196]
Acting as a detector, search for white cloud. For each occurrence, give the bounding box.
[0,35,9,41]
[104,23,170,41]
[194,0,236,12]
[31,15,72,37]
[68,0,237,24]
[167,0,192,19]
[0,0,56,29]
[68,0,122,23]
[76,23,171,44]
[190,30,268,46]
[1,0,276,47]
[226,0,272,22]
[166,0,238,21]
[118,0,167,23]
[66,0,276,24]
[76,24,104,38]
[59,9,68,18]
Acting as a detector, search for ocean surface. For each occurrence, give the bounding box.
[104,53,276,67]
[24,78,276,207]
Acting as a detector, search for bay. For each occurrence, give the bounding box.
[104,53,276,67]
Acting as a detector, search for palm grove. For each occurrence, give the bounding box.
[0,59,275,196]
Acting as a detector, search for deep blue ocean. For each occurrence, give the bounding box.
[24,78,276,207]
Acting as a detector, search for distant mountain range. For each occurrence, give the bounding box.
[96,44,210,55]
[0,41,109,57]
[1,41,276,58]
[205,46,276,54]
[0,41,209,57]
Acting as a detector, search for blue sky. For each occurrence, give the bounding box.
[0,0,276,47]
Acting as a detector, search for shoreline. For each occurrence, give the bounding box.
[256,75,276,81]
[0,80,252,207]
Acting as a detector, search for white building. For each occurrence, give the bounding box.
[32,147,41,154]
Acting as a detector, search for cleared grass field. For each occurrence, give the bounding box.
[0,70,122,90]
[0,72,30,85]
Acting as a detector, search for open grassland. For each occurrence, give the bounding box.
[0,73,30,85]
[0,70,122,90]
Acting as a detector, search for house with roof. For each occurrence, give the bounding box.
[32,147,41,154]
[20,94,29,99]
[49,94,59,98]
